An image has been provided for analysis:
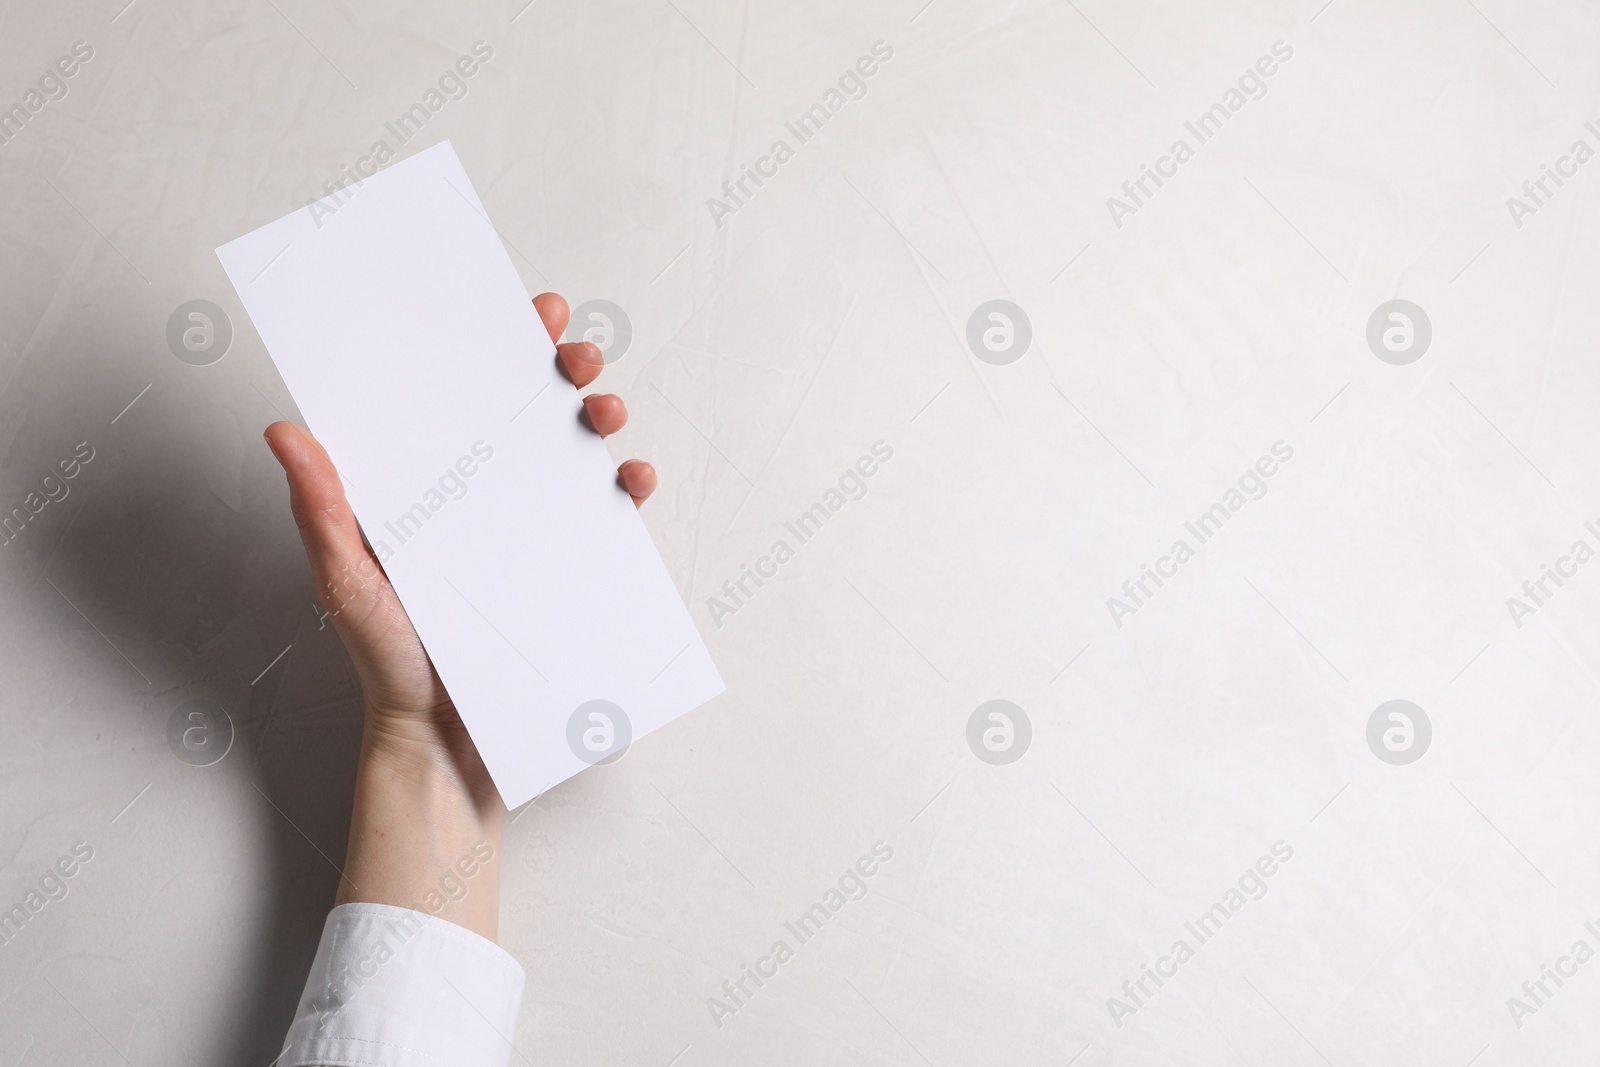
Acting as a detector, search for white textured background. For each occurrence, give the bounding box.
[2,0,1599,1063]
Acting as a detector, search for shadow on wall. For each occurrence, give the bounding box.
[8,361,366,1063]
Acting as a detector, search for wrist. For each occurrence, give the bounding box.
[361,703,500,809]
[336,706,505,940]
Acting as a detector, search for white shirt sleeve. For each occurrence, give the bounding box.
[278,903,527,1067]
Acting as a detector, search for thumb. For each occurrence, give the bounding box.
[264,421,387,628]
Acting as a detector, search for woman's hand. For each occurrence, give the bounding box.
[263,292,654,938]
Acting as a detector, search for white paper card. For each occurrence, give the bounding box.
[217,141,723,808]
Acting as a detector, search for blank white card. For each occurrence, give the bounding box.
[218,141,723,808]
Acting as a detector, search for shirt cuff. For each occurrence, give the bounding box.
[280,903,526,1067]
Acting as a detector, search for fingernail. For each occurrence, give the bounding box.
[578,342,603,366]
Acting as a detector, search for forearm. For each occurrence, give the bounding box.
[336,712,504,940]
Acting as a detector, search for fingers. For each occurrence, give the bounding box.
[538,295,654,510]
[263,422,384,618]
[581,393,627,437]
[557,341,605,389]
[618,460,657,508]
[532,293,569,345]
